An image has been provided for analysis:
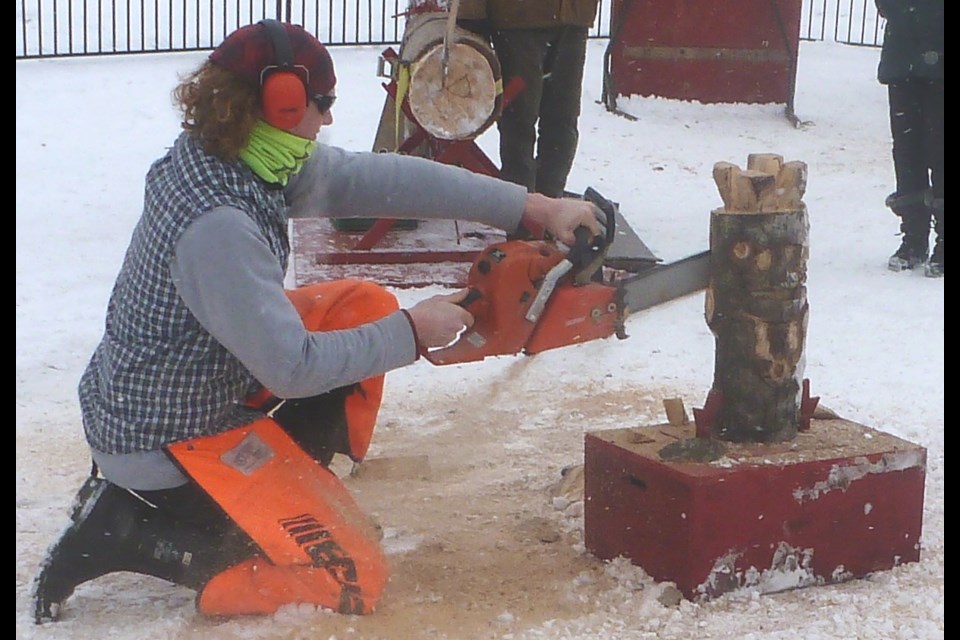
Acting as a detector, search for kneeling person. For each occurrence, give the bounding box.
[33,19,601,623]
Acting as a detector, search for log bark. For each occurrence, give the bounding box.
[705,155,809,443]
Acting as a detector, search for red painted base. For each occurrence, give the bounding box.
[584,417,926,600]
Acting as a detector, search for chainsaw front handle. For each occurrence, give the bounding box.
[583,187,618,247]
[565,225,599,270]
[559,187,617,285]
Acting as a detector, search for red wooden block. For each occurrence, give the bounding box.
[584,418,926,600]
[608,0,803,105]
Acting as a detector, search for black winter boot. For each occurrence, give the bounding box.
[32,476,256,624]
[925,197,944,278]
[886,192,931,271]
[271,385,356,466]
[926,237,944,277]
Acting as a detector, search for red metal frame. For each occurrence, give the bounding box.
[320,48,526,263]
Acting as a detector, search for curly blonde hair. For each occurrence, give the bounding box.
[173,62,262,160]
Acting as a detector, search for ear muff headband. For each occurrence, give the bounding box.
[259,19,309,129]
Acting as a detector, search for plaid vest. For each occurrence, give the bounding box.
[80,133,289,454]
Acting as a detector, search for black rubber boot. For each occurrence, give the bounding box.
[271,385,356,466]
[32,477,255,624]
[925,197,944,278]
[886,192,931,271]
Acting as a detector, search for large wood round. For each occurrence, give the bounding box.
[407,41,499,140]
[400,13,502,141]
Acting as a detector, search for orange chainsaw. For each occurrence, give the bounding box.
[420,189,628,364]
[423,187,713,365]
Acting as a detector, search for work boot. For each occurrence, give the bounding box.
[924,196,944,277]
[272,385,356,466]
[926,237,944,277]
[889,233,929,271]
[33,476,255,624]
[886,192,931,271]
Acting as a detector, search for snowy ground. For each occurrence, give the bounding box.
[16,37,943,639]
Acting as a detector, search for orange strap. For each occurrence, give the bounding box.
[166,418,387,615]
[250,280,400,462]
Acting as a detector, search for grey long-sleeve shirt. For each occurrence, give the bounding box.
[93,144,528,490]
[174,145,527,398]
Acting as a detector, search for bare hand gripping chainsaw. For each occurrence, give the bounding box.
[423,187,627,365]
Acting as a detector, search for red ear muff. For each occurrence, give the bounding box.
[258,19,309,129]
[261,69,307,129]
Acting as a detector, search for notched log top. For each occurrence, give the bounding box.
[713,154,807,213]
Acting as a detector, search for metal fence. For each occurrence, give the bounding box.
[16,0,884,60]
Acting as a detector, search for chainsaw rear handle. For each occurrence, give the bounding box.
[455,188,618,322]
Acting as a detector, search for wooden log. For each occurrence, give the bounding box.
[705,156,810,443]
[371,8,502,151]
[399,12,502,141]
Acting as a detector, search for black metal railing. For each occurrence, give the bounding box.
[16,0,883,60]
[802,0,884,46]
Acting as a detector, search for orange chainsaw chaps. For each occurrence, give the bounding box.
[425,240,566,365]
[198,556,376,617]
[523,282,621,355]
[166,419,388,616]
[273,280,398,462]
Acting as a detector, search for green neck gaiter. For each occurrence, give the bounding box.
[239,120,316,186]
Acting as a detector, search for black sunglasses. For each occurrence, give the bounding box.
[312,94,336,114]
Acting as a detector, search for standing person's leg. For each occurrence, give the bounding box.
[886,80,933,271]
[920,79,944,276]
[535,25,588,197]
[492,29,548,192]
